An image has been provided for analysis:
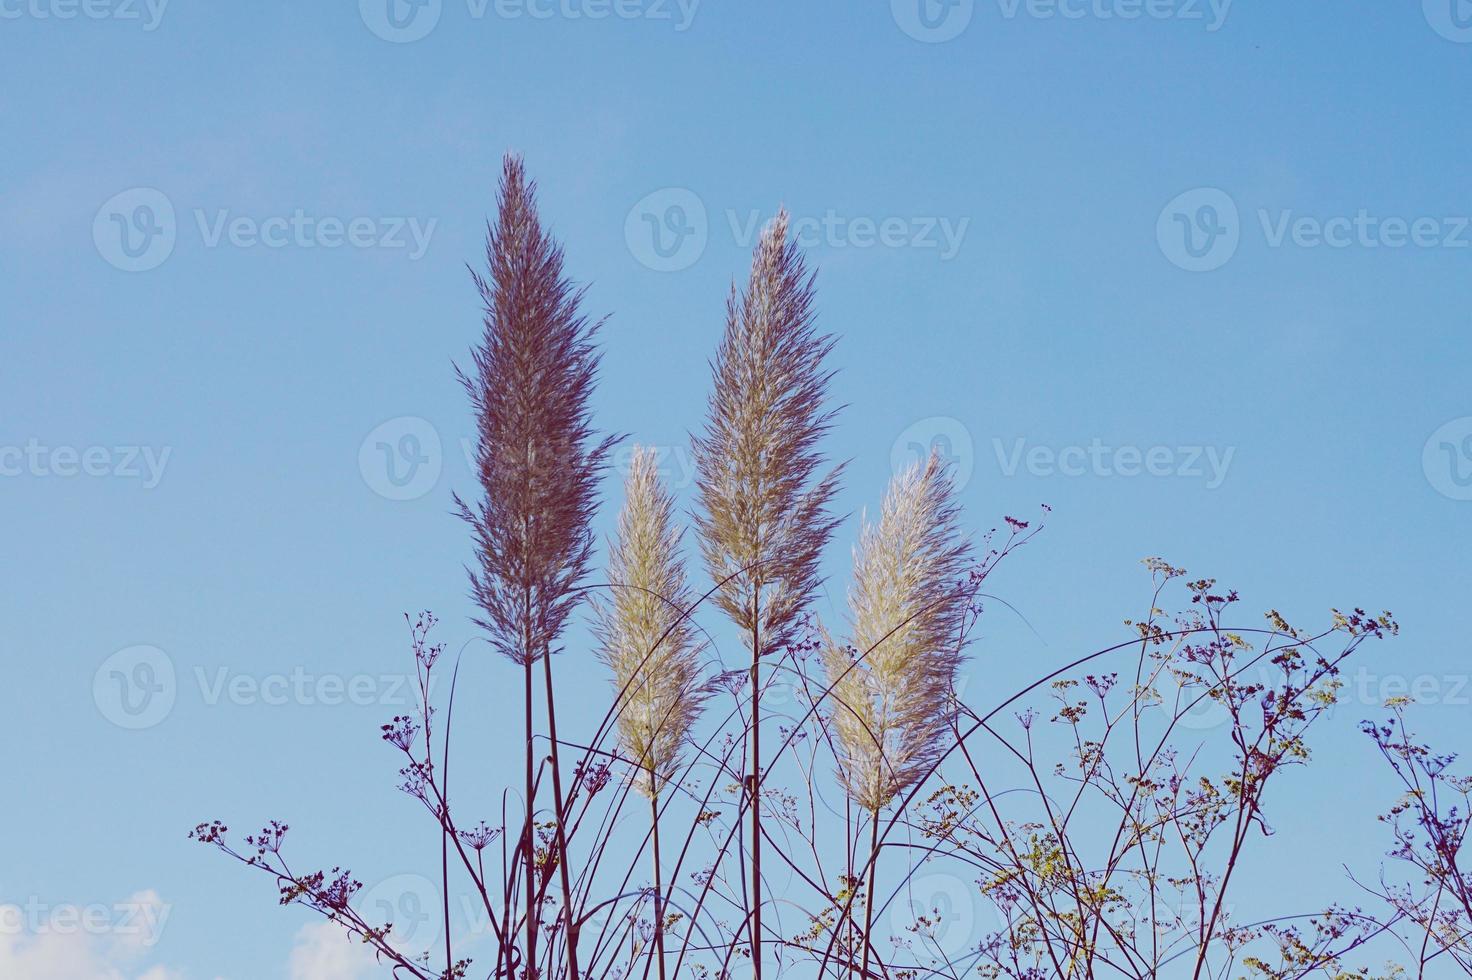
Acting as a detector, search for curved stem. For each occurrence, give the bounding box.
[543,644,580,980]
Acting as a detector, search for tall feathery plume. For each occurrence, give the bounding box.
[692,210,842,976]
[593,447,709,980]
[822,451,973,979]
[455,155,616,980]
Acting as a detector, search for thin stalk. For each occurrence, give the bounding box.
[859,812,880,980]
[649,770,667,980]
[749,610,762,978]
[542,643,581,980]
[524,635,538,980]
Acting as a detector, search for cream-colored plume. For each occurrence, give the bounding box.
[824,451,974,812]
[595,446,709,797]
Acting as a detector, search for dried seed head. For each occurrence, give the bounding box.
[455,155,617,664]
[824,451,973,812]
[594,447,710,797]
[692,210,843,655]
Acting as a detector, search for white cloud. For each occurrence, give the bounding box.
[287,921,377,980]
[0,890,180,980]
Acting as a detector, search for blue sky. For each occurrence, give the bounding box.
[4,1,1472,977]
